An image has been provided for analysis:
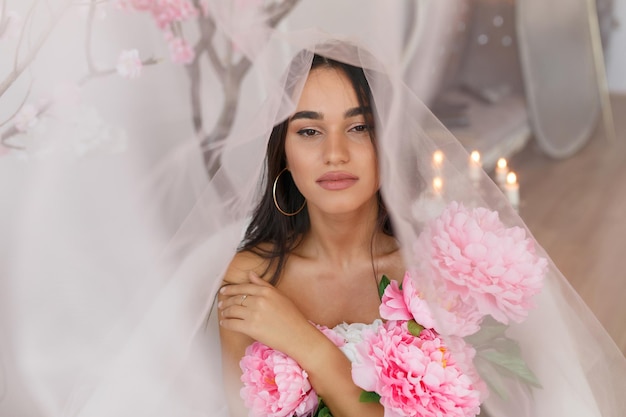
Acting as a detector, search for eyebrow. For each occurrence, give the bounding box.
[344,106,371,118]
[289,106,372,122]
[290,111,322,121]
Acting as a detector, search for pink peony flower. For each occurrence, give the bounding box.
[116,49,143,79]
[444,335,489,401]
[352,321,481,417]
[315,323,346,348]
[415,201,547,328]
[380,271,482,337]
[240,342,318,417]
[380,272,436,329]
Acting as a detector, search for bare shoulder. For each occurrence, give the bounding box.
[222,244,274,285]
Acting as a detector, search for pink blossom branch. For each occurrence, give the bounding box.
[1,0,158,147]
[81,0,160,80]
[1,94,49,151]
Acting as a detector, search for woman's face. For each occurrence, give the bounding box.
[284,67,379,216]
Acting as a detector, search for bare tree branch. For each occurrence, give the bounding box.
[199,15,226,81]
[0,0,9,39]
[1,52,159,146]
[0,77,33,129]
[85,0,98,75]
[186,7,227,136]
[0,0,73,99]
[43,0,54,16]
[267,0,301,27]
[197,0,301,174]
[13,0,40,72]
[186,55,203,134]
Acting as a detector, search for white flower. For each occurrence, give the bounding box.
[14,104,39,132]
[333,320,383,363]
[116,49,142,79]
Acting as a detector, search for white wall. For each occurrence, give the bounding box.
[607,0,626,92]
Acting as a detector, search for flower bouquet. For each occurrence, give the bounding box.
[239,202,547,417]
[351,273,483,417]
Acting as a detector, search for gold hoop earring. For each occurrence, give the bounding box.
[273,168,306,216]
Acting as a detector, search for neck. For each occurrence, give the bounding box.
[299,197,384,268]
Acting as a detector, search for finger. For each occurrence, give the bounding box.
[220,304,249,321]
[219,316,253,334]
[248,271,272,287]
[219,293,253,310]
[219,282,268,297]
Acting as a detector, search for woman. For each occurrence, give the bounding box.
[218,54,400,416]
[215,40,626,417]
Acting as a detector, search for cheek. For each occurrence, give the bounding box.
[284,143,312,187]
[361,145,380,185]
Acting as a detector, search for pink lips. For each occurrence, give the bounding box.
[316,171,359,191]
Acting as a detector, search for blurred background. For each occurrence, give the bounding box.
[1,0,625,356]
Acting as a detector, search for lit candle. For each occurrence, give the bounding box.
[495,157,508,186]
[505,171,520,211]
[433,150,444,170]
[432,176,443,196]
[469,150,482,183]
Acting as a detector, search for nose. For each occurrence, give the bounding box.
[323,130,350,165]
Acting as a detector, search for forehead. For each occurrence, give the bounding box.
[294,67,359,112]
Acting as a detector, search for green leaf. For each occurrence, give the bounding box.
[464,318,543,399]
[317,408,333,417]
[408,319,424,337]
[465,318,509,346]
[314,398,333,417]
[359,391,381,403]
[473,356,510,400]
[378,275,391,299]
[479,350,542,388]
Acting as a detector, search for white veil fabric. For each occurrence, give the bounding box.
[1,2,625,417]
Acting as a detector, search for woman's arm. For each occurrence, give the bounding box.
[218,253,383,417]
[218,251,262,417]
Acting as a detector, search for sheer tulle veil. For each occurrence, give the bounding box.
[1,2,625,416]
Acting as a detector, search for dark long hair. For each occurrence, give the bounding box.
[239,54,393,285]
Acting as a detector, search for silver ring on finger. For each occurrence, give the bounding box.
[240,294,248,306]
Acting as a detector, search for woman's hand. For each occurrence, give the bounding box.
[218,272,317,359]
[218,270,384,417]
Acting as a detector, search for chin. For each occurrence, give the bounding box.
[313,197,378,216]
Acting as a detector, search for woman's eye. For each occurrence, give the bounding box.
[297,128,319,137]
[350,124,370,133]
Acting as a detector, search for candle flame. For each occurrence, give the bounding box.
[506,171,517,185]
[433,150,444,165]
[497,158,507,169]
[433,177,443,192]
[470,151,480,163]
